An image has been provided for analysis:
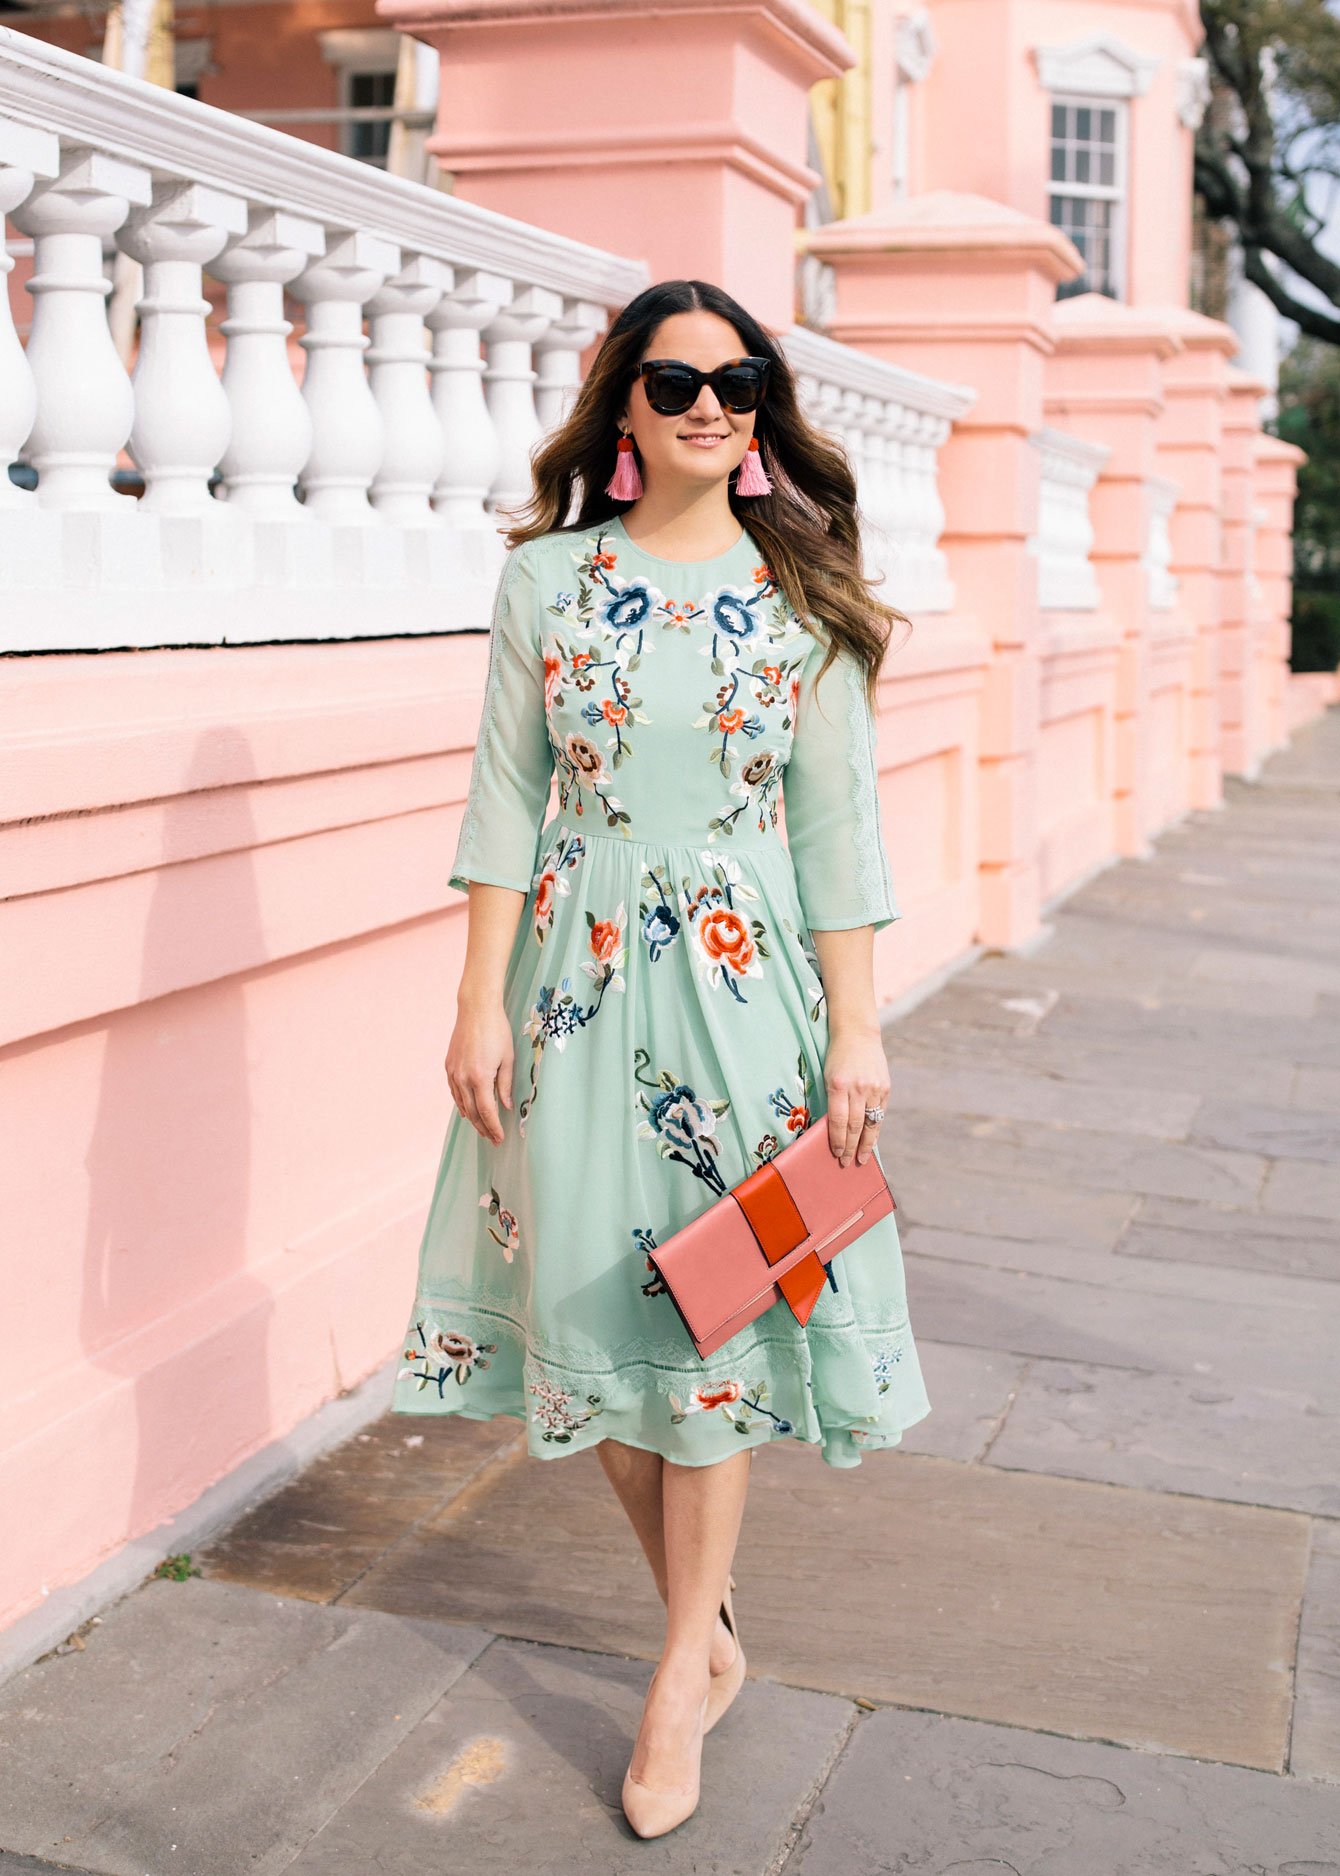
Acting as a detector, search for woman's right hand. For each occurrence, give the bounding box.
[446,996,514,1146]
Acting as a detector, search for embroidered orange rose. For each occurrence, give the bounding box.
[693,1380,742,1411]
[590,918,622,962]
[752,563,772,585]
[571,650,593,670]
[762,664,781,685]
[697,908,755,974]
[786,1103,811,1134]
[601,699,628,725]
[717,706,746,734]
[591,549,617,572]
[543,652,561,710]
[534,869,557,925]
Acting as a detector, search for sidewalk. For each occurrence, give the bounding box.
[4,711,1339,1874]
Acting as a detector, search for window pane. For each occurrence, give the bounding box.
[1052,102,1066,138]
[1100,109,1115,143]
[1076,106,1091,140]
[1076,148,1090,184]
[1099,151,1114,186]
[1051,146,1066,182]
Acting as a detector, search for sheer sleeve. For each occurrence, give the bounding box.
[448,540,554,895]
[782,632,900,933]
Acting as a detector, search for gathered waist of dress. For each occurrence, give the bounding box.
[537,811,785,859]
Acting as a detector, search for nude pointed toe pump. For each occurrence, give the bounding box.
[704,1580,746,1734]
[621,1675,710,1840]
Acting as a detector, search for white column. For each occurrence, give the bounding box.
[0,120,59,508]
[116,181,248,513]
[210,207,325,515]
[366,253,451,524]
[291,230,400,523]
[534,297,605,431]
[483,284,563,512]
[9,148,153,510]
[427,270,509,526]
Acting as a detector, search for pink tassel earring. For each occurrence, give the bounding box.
[735,435,772,496]
[605,432,643,501]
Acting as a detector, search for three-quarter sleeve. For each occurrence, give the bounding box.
[782,631,900,933]
[448,540,554,895]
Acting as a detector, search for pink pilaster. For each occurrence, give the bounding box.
[1150,306,1238,810]
[374,0,854,330]
[1253,433,1305,758]
[1219,367,1269,777]
[807,192,1082,950]
[1045,293,1182,853]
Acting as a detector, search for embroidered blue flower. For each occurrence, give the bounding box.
[707,585,764,645]
[598,576,664,633]
[642,902,681,954]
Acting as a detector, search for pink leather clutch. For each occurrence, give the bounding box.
[646,1119,896,1360]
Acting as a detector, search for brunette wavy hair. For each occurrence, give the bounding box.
[501,279,908,701]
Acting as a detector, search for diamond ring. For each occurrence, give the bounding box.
[863,1105,885,1125]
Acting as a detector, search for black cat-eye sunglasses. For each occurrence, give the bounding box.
[632,356,773,417]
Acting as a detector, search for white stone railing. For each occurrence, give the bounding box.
[0,28,646,653]
[783,324,975,615]
[1026,427,1110,612]
[1143,474,1181,613]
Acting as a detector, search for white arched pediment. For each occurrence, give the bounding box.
[1033,32,1161,100]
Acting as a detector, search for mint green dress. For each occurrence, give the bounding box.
[392,515,930,1466]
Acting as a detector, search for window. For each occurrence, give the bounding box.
[1049,96,1126,299]
[344,68,397,168]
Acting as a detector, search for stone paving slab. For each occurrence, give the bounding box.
[895,1340,1026,1463]
[986,1356,1340,1516]
[286,1636,853,1875]
[1264,1156,1340,1220]
[0,1578,489,1876]
[1118,1193,1339,1282]
[880,1061,1199,1138]
[198,1409,521,1602]
[0,1860,97,1875]
[1191,1099,1340,1163]
[1293,1546,1340,1782]
[341,1440,1308,1771]
[891,1160,1138,1249]
[788,1707,1340,1875]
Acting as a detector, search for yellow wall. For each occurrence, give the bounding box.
[808,0,874,221]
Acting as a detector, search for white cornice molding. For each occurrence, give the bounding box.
[1175,56,1212,130]
[1033,32,1161,101]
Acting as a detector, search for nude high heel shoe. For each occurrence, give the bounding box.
[621,1672,710,1840]
[704,1578,746,1733]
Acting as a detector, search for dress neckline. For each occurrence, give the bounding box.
[609,514,753,570]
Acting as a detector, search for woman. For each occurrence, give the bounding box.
[393,279,930,1837]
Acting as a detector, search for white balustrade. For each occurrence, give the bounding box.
[292,231,399,523]
[117,181,249,513]
[1026,428,1110,612]
[0,24,645,649]
[212,208,324,515]
[534,297,605,429]
[366,253,450,524]
[484,284,564,513]
[10,147,152,512]
[0,118,56,508]
[1143,474,1180,612]
[783,325,975,615]
[427,270,508,527]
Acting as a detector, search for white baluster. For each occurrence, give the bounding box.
[427,269,509,527]
[0,120,59,507]
[484,284,563,512]
[10,148,153,510]
[291,230,399,523]
[210,207,325,515]
[534,297,605,431]
[859,393,894,540]
[366,254,451,524]
[115,181,248,513]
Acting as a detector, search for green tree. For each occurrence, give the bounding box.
[1273,338,1340,670]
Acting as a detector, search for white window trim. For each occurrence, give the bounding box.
[1049,91,1129,301]
[1033,32,1160,101]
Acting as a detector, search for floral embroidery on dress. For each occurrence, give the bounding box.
[872,1347,904,1394]
[519,905,627,1132]
[402,1322,497,1396]
[782,918,827,1024]
[633,1049,731,1195]
[668,1378,794,1436]
[529,1373,604,1443]
[755,1051,813,1164]
[479,1186,519,1260]
[638,864,682,962]
[682,852,770,1002]
[532,826,584,945]
[633,1225,666,1297]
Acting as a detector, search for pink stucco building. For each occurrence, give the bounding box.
[0,0,1332,1666]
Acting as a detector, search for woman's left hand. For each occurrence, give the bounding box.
[823,1023,890,1168]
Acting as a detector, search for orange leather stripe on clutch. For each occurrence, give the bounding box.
[731,1160,830,1328]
